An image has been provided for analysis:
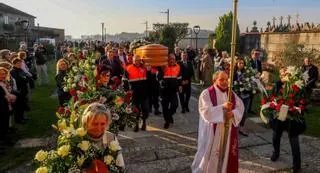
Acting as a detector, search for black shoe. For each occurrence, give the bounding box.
[15,120,26,124]
[134,122,139,132]
[0,138,15,146]
[141,121,147,131]
[270,152,279,162]
[248,110,256,114]
[164,122,170,129]
[181,109,186,114]
[134,125,139,132]
[154,110,162,115]
[293,167,301,173]
[119,125,125,131]
[239,130,249,137]
[186,107,190,112]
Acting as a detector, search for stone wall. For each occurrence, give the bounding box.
[260,31,320,62]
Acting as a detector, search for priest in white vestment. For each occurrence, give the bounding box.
[191,71,244,173]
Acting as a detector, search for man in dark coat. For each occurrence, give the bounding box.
[249,49,262,74]
[302,57,318,98]
[269,68,303,173]
[10,58,29,124]
[248,49,262,113]
[96,47,123,79]
[178,51,194,113]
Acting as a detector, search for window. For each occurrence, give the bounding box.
[4,16,9,24]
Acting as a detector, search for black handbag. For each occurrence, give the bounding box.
[288,118,307,136]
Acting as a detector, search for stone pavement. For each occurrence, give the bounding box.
[8,86,320,173]
[117,93,320,173]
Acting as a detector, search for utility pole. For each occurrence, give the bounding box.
[37,23,40,44]
[160,9,169,24]
[104,27,107,42]
[142,21,148,37]
[101,22,104,42]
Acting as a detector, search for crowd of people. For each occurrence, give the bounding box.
[0,42,48,146]
[1,38,319,173]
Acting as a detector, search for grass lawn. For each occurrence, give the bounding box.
[0,60,58,172]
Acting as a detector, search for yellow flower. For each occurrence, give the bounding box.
[77,155,85,166]
[34,150,48,162]
[35,167,48,173]
[104,155,114,165]
[79,104,89,110]
[57,120,67,131]
[76,127,87,137]
[78,141,90,151]
[57,145,70,157]
[109,140,121,152]
[63,126,74,138]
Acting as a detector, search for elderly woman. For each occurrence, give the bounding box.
[56,59,71,106]
[81,103,125,171]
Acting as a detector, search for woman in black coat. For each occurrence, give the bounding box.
[55,59,71,106]
[0,67,10,142]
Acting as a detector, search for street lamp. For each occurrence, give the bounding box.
[20,20,29,44]
[160,9,169,24]
[193,25,200,53]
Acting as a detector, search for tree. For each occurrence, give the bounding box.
[214,11,240,53]
[208,33,216,49]
[151,22,189,44]
[273,43,320,67]
[159,25,177,53]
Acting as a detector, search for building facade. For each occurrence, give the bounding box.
[0,2,64,49]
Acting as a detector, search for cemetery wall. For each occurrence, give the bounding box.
[260,31,320,61]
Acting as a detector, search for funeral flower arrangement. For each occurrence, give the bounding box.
[60,52,137,134]
[232,57,260,97]
[129,39,150,54]
[34,51,138,173]
[34,118,124,173]
[260,66,309,123]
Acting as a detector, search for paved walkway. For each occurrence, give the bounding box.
[116,94,320,173]
[9,86,320,173]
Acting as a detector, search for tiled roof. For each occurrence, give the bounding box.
[0,2,36,18]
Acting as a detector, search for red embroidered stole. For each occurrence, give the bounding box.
[208,85,239,173]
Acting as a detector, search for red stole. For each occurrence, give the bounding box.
[208,85,239,173]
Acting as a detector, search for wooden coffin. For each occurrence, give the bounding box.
[134,44,168,67]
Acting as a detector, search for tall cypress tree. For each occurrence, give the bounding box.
[214,11,240,53]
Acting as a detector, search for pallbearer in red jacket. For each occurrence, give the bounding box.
[160,53,182,129]
[124,55,150,132]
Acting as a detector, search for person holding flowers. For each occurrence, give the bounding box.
[233,57,253,136]
[34,102,125,173]
[56,59,71,106]
[261,67,307,173]
[81,103,125,170]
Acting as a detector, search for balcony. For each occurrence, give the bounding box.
[3,23,14,31]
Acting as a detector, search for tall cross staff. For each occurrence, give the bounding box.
[217,0,239,172]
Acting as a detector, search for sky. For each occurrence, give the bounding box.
[2,0,320,38]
